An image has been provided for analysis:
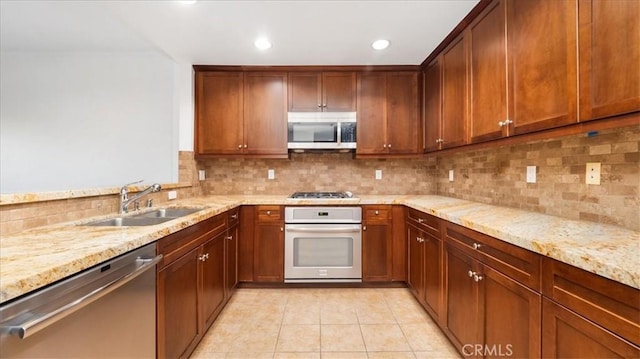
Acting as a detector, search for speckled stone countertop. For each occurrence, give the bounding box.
[1,195,638,304]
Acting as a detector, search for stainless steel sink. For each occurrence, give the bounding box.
[135,208,202,219]
[83,217,175,227]
[81,207,204,227]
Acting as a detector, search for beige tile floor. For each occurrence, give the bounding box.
[191,288,461,359]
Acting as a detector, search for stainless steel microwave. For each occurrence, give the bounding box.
[287,112,356,150]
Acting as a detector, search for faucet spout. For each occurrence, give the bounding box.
[119,182,162,214]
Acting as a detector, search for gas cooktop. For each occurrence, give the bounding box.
[289,191,354,199]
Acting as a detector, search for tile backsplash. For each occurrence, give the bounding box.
[1,124,638,235]
[199,153,437,195]
[434,124,639,230]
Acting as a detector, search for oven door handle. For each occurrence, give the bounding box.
[286,227,361,233]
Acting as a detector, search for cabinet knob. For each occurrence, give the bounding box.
[244,144,248,148]
[472,243,482,250]
[238,144,242,149]
[473,274,484,282]
[383,144,387,148]
[280,227,284,232]
[363,226,367,231]
[199,254,206,262]
[468,270,474,278]
[418,218,424,223]
[498,119,513,128]
[323,104,327,108]
[267,210,271,215]
[318,104,323,108]
[387,144,391,148]
[374,210,379,215]
[226,235,233,240]
[231,214,238,219]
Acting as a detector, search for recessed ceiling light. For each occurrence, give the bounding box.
[254,38,272,50]
[371,39,390,50]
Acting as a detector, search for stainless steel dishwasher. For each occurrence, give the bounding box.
[0,243,161,358]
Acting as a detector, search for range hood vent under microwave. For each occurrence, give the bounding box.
[287,112,357,151]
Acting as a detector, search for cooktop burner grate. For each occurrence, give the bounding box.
[290,191,351,199]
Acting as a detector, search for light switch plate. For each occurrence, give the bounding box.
[375,169,382,180]
[268,169,275,180]
[198,170,206,181]
[167,190,177,200]
[449,170,454,182]
[526,166,536,183]
[586,162,601,185]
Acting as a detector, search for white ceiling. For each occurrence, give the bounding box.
[1,0,480,66]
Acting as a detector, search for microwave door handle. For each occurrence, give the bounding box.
[286,227,361,233]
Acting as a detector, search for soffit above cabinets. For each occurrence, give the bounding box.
[0,0,479,65]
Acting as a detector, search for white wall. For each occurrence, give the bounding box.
[0,50,179,193]
[176,63,195,151]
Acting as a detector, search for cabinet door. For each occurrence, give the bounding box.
[356,72,387,155]
[445,243,481,355]
[288,72,322,112]
[424,60,442,153]
[244,72,288,156]
[386,72,420,154]
[441,36,468,149]
[254,222,284,282]
[200,232,226,330]
[225,223,239,299]
[542,298,640,358]
[469,0,508,143]
[238,206,255,282]
[362,223,393,282]
[157,248,200,359]
[507,0,578,134]
[482,264,541,358]
[322,72,357,112]
[407,225,425,301]
[195,72,244,155]
[578,0,640,121]
[423,233,443,324]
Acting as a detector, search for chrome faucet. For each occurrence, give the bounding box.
[119,180,162,214]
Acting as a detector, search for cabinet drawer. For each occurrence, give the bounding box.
[445,221,541,291]
[406,208,441,238]
[157,214,227,269]
[256,206,283,222]
[542,257,640,346]
[363,205,392,224]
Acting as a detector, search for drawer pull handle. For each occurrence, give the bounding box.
[418,218,424,223]
[231,214,238,219]
[472,243,482,250]
[226,236,233,241]
[468,270,474,278]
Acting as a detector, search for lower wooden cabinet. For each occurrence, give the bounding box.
[253,206,284,282]
[407,224,426,301]
[362,205,393,282]
[542,298,639,358]
[225,208,239,299]
[156,211,239,359]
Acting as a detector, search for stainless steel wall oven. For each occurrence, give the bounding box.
[284,207,362,283]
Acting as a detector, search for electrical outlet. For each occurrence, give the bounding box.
[586,162,601,185]
[198,170,206,181]
[526,166,536,183]
[375,169,382,180]
[268,169,275,180]
[449,170,454,182]
[167,190,177,200]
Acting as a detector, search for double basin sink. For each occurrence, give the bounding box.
[82,207,203,227]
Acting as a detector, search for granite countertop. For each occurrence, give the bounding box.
[1,195,638,304]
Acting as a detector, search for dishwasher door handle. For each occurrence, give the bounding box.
[4,254,162,340]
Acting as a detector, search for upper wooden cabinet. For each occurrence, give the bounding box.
[507,0,578,134]
[288,72,356,112]
[357,71,421,156]
[194,71,288,158]
[578,0,640,121]
[440,35,468,149]
[468,0,578,143]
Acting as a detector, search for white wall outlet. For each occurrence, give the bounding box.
[267,169,275,180]
[449,170,454,182]
[198,170,206,181]
[586,162,601,185]
[167,190,177,200]
[526,166,537,183]
[375,169,382,180]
